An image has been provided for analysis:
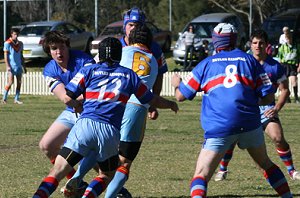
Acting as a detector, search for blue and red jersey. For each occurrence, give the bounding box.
[259,56,287,123]
[120,36,168,74]
[43,49,95,111]
[120,44,158,107]
[65,62,154,130]
[179,49,274,138]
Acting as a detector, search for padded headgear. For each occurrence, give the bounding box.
[212,23,237,51]
[123,7,146,27]
[129,24,153,49]
[98,37,122,63]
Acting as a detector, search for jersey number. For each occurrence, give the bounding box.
[132,52,151,76]
[223,64,237,88]
[97,78,121,102]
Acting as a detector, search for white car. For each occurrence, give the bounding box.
[18,21,94,59]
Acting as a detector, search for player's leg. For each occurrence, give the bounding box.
[14,73,22,104]
[2,71,14,103]
[191,136,237,198]
[289,74,299,103]
[214,143,236,181]
[241,127,292,197]
[265,120,300,180]
[105,104,147,198]
[33,148,83,198]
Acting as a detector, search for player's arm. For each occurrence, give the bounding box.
[274,80,290,111]
[4,50,11,72]
[171,73,187,102]
[63,89,83,113]
[148,95,178,113]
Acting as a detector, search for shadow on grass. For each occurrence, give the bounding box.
[141,194,300,198]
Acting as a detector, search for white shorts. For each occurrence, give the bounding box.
[202,126,265,153]
[63,118,120,162]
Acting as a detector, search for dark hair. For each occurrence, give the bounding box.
[128,24,153,49]
[42,30,70,55]
[250,29,269,43]
[10,28,20,34]
[98,37,122,65]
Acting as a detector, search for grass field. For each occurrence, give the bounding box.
[0,95,300,197]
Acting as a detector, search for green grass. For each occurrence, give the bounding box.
[0,96,300,197]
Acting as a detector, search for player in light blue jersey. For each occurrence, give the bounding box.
[33,37,178,198]
[172,23,293,198]
[38,30,96,196]
[214,30,300,182]
[105,25,158,198]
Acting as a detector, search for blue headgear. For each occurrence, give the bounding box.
[212,23,237,52]
[123,7,146,27]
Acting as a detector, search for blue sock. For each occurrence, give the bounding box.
[33,176,58,198]
[105,166,129,198]
[14,90,20,101]
[83,177,106,198]
[2,89,8,101]
[73,150,97,182]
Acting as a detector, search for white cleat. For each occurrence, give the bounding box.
[290,170,300,180]
[214,171,228,181]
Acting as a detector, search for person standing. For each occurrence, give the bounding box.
[277,33,300,103]
[214,29,300,182]
[279,26,291,45]
[182,25,195,71]
[32,37,178,198]
[171,23,293,198]
[2,28,26,104]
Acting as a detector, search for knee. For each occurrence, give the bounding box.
[39,139,57,159]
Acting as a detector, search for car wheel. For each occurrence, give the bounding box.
[163,37,171,52]
[85,38,93,54]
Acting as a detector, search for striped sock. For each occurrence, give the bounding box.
[83,176,106,198]
[190,176,207,198]
[219,145,235,172]
[33,176,58,198]
[263,164,292,197]
[277,147,295,174]
[105,166,129,198]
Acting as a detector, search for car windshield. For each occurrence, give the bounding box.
[101,26,123,36]
[20,26,52,36]
[186,22,218,38]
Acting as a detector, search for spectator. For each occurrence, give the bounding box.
[214,29,300,182]
[2,28,26,104]
[279,26,291,45]
[277,33,300,103]
[182,25,195,71]
[32,37,178,198]
[171,23,293,198]
[197,39,209,62]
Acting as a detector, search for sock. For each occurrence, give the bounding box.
[33,176,59,198]
[293,86,298,100]
[83,177,106,198]
[219,144,235,172]
[105,166,129,198]
[14,89,20,101]
[263,164,292,197]
[277,147,295,174]
[2,86,9,101]
[72,151,97,183]
[50,158,76,180]
[190,176,207,198]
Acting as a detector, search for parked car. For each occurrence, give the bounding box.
[90,21,172,55]
[262,8,300,46]
[173,12,247,66]
[18,21,94,59]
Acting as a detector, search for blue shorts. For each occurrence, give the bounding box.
[202,126,265,153]
[55,110,79,129]
[64,118,120,162]
[10,67,23,76]
[120,103,147,142]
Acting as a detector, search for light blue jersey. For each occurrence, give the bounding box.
[3,38,23,75]
[120,44,158,108]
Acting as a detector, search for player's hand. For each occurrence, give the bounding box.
[264,108,278,118]
[148,107,159,120]
[171,101,179,113]
[171,74,182,88]
[23,67,27,74]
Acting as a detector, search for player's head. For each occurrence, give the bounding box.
[129,24,153,49]
[250,29,269,56]
[123,7,146,27]
[43,30,70,55]
[10,28,20,40]
[212,23,237,52]
[98,37,122,65]
[250,29,269,44]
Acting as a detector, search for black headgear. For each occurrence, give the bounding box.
[98,37,122,63]
[129,24,152,49]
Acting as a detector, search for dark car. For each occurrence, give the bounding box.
[18,21,94,59]
[90,21,172,55]
[262,8,300,46]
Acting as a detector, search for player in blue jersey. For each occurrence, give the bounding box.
[104,25,158,198]
[33,37,178,198]
[171,23,293,198]
[38,30,96,195]
[214,30,300,182]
